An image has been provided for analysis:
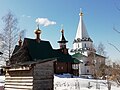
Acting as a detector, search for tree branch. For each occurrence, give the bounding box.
[113,27,120,34]
[114,1,120,12]
[108,42,120,54]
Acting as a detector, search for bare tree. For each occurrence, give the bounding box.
[0,11,20,65]
[96,42,106,56]
[106,62,120,86]
[87,43,106,79]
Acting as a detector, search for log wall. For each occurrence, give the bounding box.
[5,59,55,90]
[5,66,33,90]
[33,60,54,90]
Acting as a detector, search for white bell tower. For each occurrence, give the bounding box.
[71,10,95,56]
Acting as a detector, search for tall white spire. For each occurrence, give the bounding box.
[75,9,89,40]
[71,9,94,56]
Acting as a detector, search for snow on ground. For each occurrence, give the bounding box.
[0,75,120,90]
[54,74,120,90]
[0,76,5,90]
[0,76,5,86]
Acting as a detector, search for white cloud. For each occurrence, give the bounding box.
[36,18,56,27]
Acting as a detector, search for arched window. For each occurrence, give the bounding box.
[85,43,86,48]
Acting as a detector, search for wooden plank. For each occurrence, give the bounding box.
[5,79,33,82]
[7,67,31,71]
[5,88,32,90]
[5,82,33,86]
[5,76,33,79]
[5,85,32,89]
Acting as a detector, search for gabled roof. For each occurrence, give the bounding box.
[10,38,74,65]
[10,44,32,64]
[23,38,55,60]
[12,45,21,55]
[10,38,55,64]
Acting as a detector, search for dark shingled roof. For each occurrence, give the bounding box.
[24,38,55,60]
[10,38,74,65]
[12,45,21,54]
[54,49,73,62]
[10,44,32,64]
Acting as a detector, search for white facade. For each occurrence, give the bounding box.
[78,59,91,75]
[72,11,105,76]
[76,55,93,75]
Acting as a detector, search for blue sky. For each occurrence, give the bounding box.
[0,0,120,61]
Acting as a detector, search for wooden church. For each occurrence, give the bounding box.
[4,26,77,90]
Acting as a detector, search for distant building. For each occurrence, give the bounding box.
[71,10,105,76]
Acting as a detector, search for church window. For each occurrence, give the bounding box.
[85,43,86,47]
[87,70,89,73]
[78,44,79,48]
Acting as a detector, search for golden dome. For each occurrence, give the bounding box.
[34,28,41,34]
[79,12,83,16]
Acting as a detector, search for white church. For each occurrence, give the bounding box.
[71,10,105,76]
